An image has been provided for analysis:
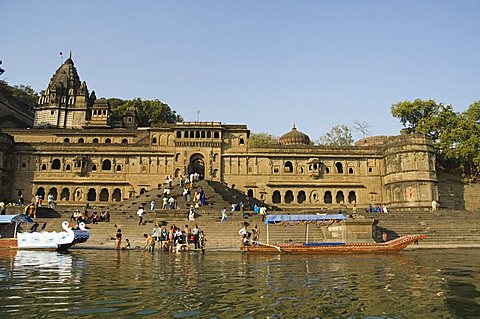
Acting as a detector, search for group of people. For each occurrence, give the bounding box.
[71,208,110,224]
[137,223,206,253]
[366,204,389,214]
[238,223,260,246]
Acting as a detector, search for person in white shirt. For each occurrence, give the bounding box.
[137,207,144,225]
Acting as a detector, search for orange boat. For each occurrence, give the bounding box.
[240,214,426,254]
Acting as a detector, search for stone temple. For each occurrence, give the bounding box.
[0,55,439,210]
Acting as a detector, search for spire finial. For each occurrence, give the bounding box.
[292,122,296,130]
[68,51,72,59]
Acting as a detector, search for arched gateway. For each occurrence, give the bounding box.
[189,153,205,179]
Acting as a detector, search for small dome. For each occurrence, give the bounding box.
[279,124,310,146]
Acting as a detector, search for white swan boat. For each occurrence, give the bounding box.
[0,215,89,251]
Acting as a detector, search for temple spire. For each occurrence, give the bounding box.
[68,51,72,59]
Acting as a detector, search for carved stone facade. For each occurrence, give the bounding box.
[1,57,440,210]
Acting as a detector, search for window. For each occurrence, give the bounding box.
[297,191,306,204]
[272,190,281,203]
[65,164,71,171]
[336,191,345,204]
[335,162,343,174]
[121,139,128,144]
[195,131,200,138]
[116,165,122,172]
[201,131,206,138]
[99,188,109,202]
[93,138,99,144]
[51,159,61,170]
[92,164,97,171]
[184,131,188,138]
[284,161,293,173]
[63,138,70,143]
[78,138,84,144]
[348,191,357,204]
[247,189,254,197]
[152,137,157,144]
[368,167,373,173]
[102,159,111,171]
[285,190,294,204]
[214,132,220,139]
[41,164,47,171]
[324,191,332,204]
[105,138,111,144]
[239,138,245,145]
[176,131,181,138]
[190,131,194,138]
[348,167,354,174]
[207,131,211,138]
[87,188,96,201]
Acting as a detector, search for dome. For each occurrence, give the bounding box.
[279,124,311,146]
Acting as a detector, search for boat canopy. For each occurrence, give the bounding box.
[0,214,34,224]
[264,214,347,225]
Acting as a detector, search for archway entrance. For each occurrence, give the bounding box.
[189,153,205,179]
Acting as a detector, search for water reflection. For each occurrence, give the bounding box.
[0,250,479,318]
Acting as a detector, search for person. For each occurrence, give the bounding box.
[189,208,195,221]
[382,232,388,242]
[199,230,206,254]
[150,200,156,212]
[0,202,5,215]
[152,224,159,246]
[179,175,183,187]
[122,238,131,250]
[143,233,155,251]
[238,223,248,237]
[252,224,260,242]
[221,207,227,222]
[432,200,439,212]
[137,206,144,225]
[115,229,122,250]
[47,193,54,208]
[162,196,168,209]
[168,196,175,209]
[352,204,358,215]
[184,224,191,250]
[259,206,267,222]
[382,204,388,214]
[192,224,200,249]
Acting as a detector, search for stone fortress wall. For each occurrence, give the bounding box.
[0,55,474,211]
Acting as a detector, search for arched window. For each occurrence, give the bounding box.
[325,167,330,174]
[272,190,281,203]
[112,188,121,202]
[324,191,333,204]
[368,167,373,173]
[348,191,357,204]
[285,190,294,204]
[65,164,71,171]
[49,187,58,200]
[190,131,194,138]
[184,131,188,138]
[78,138,84,144]
[195,131,200,138]
[105,138,111,144]
[214,132,220,139]
[63,138,70,143]
[297,191,306,204]
[102,159,112,171]
[175,168,181,177]
[239,138,245,145]
[60,187,70,201]
[36,187,45,198]
[99,188,109,202]
[41,164,47,171]
[176,131,181,138]
[140,188,146,195]
[87,188,96,201]
[201,131,206,138]
[121,138,128,144]
[348,167,354,174]
[335,162,343,174]
[116,165,122,172]
[336,191,345,204]
[51,159,61,170]
[152,137,157,144]
[247,189,254,197]
[284,161,293,173]
[92,164,97,171]
[93,138,99,144]
[207,131,211,138]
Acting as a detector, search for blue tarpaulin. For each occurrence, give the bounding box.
[0,215,34,224]
[264,214,347,225]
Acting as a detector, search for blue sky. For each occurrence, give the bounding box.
[2,0,480,140]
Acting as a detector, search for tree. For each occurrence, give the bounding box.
[0,80,38,107]
[248,132,279,146]
[352,120,371,138]
[109,98,183,126]
[317,125,353,146]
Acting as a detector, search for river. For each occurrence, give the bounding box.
[0,249,479,318]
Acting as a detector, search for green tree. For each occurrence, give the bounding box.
[317,124,353,146]
[109,98,183,126]
[248,132,279,146]
[0,80,38,107]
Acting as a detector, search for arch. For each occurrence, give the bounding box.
[36,187,45,198]
[201,131,206,138]
[348,191,357,203]
[285,190,294,204]
[207,131,211,138]
[213,131,220,139]
[41,164,47,171]
[105,138,112,144]
[51,159,61,170]
[183,131,188,138]
[99,188,109,202]
[189,153,205,178]
[112,188,122,202]
[92,164,97,171]
[195,131,200,138]
[87,188,96,201]
[189,131,194,138]
[78,138,84,144]
[239,138,245,145]
[247,189,254,197]
[60,187,70,201]
[336,191,345,204]
[175,168,181,177]
[284,161,293,173]
[324,191,333,204]
[48,187,58,200]
[368,167,373,173]
[93,138,99,144]
[297,190,306,204]
[152,136,157,144]
[63,138,70,143]
[116,165,122,172]
[325,167,330,174]
[74,188,83,201]
[348,167,354,174]
[65,164,71,171]
[335,162,343,174]
[121,138,128,144]
[140,188,147,195]
[176,131,181,138]
[102,159,112,171]
[272,190,281,204]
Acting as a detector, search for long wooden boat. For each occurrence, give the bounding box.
[0,215,90,251]
[241,234,426,254]
[240,214,426,254]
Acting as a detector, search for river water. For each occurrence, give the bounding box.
[0,249,479,318]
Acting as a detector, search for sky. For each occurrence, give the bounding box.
[2,0,480,140]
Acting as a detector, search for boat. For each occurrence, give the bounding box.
[0,214,90,251]
[240,214,425,254]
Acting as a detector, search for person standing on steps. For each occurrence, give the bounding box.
[192,224,200,249]
[221,207,227,222]
[137,206,144,225]
[199,230,206,254]
[150,200,156,212]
